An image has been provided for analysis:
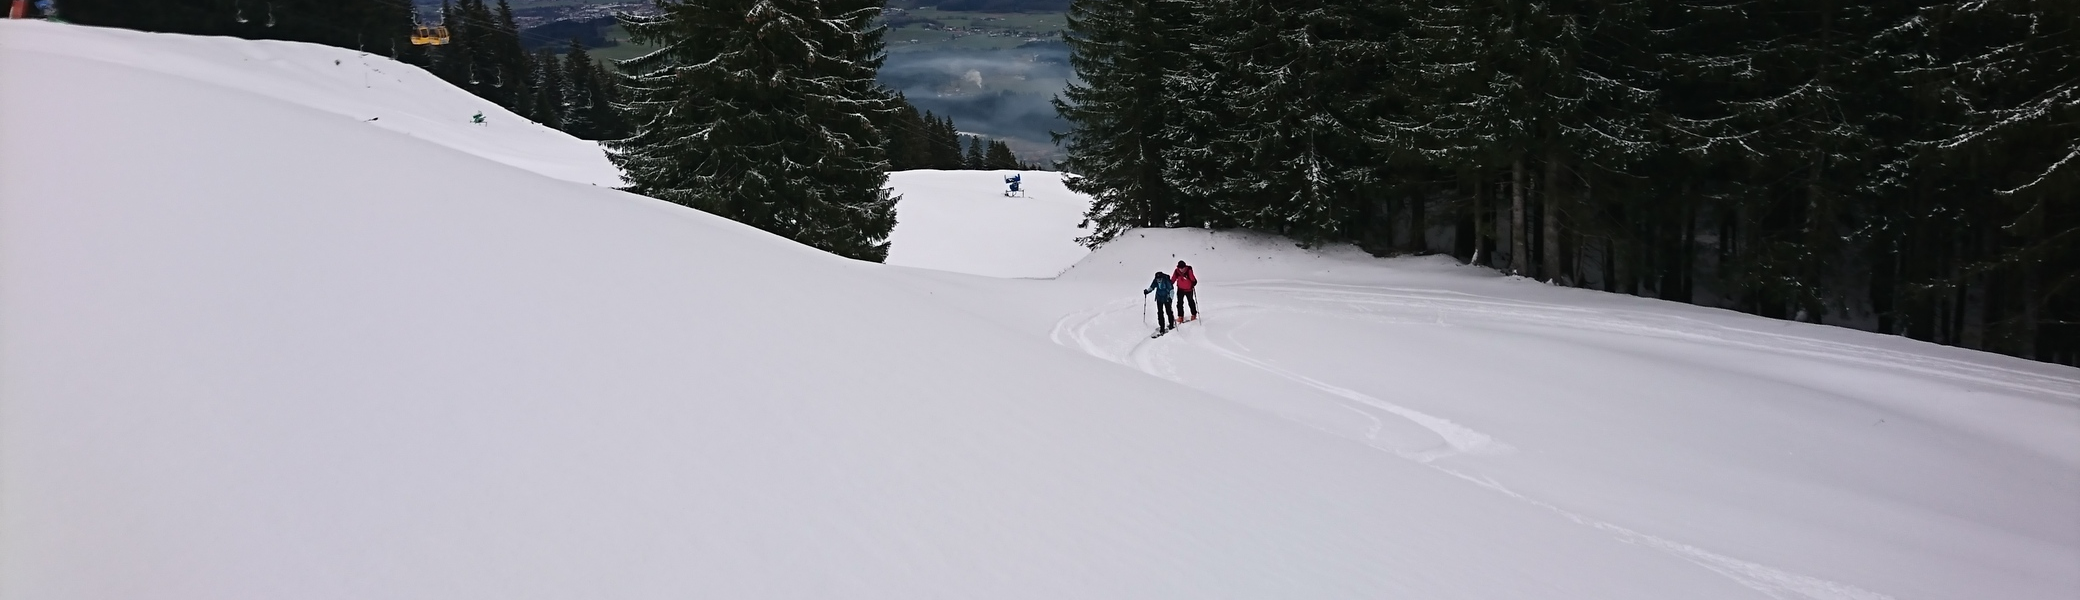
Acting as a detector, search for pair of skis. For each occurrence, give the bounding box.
[1151,314,1199,338]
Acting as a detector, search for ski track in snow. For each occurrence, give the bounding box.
[1051,283,1902,600]
[1227,279,2080,402]
[1049,293,1515,462]
[1187,321,1514,461]
[1436,469,1898,600]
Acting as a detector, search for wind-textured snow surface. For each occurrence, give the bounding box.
[5,21,2079,600]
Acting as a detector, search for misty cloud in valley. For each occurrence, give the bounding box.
[877,42,1074,163]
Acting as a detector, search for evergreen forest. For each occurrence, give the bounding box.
[1056,0,2078,364]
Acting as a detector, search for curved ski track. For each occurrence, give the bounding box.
[1049,281,1906,600]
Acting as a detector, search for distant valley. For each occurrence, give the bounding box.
[423,0,1073,163]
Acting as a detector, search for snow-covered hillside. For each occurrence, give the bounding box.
[0,21,620,186]
[4,21,2077,600]
[884,169,1091,278]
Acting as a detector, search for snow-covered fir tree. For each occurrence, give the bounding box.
[610,0,899,262]
[1050,0,2075,362]
[1657,0,1906,315]
[1877,0,2079,353]
[1056,0,1197,245]
[964,136,988,169]
[1194,0,1384,243]
[529,47,566,130]
[1147,1,1235,230]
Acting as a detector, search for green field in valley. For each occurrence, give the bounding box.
[549,7,1067,67]
[884,8,1065,53]
[588,23,649,65]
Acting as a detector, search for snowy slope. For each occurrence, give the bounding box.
[883,224,2080,599]
[6,21,2080,600]
[885,169,1091,278]
[0,21,620,186]
[1042,230,2080,600]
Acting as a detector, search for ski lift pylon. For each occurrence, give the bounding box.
[410,24,450,46]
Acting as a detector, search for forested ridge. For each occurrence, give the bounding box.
[1057,0,2079,364]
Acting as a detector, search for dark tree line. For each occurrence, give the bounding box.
[884,95,1033,170]
[426,0,630,140]
[53,0,414,54]
[1058,0,2078,365]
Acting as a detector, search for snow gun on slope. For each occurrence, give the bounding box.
[1003,173,1024,198]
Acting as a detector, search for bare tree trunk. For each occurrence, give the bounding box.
[1494,174,1510,268]
[2021,258,2041,360]
[1614,236,1635,295]
[1411,191,1428,254]
[1511,157,1528,276]
[1472,175,1488,266]
[1543,154,1565,284]
[1601,237,1616,292]
[1674,191,1696,303]
[1962,223,1992,348]
[1574,236,1586,289]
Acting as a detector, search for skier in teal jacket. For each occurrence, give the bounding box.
[1144,272,1176,333]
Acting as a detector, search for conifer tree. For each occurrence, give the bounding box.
[874,101,988,171]
[1146,0,1245,229]
[587,56,631,139]
[985,140,1021,169]
[1056,0,1196,244]
[1884,0,2079,356]
[882,95,935,170]
[611,0,899,262]
[530,47,567,130]
[455,0,498,95]
[1196,0,1384,242]
[561,40,605,139]
[488,0,531,111]
[1666,0,1901,314]
[429,1,470,88]
[965,136,988,169]
[929,114,967,169]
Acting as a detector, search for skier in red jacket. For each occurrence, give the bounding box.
[1172,260,1199,322]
